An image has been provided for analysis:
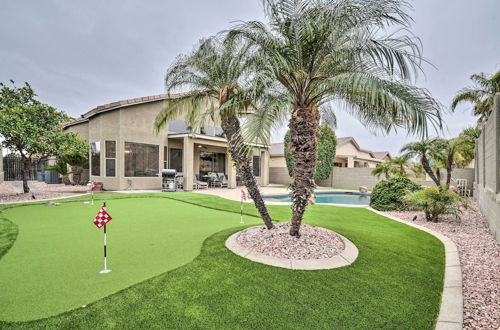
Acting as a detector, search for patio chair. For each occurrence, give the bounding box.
[195,174,208,189]
[219,174,228,188]
[211,175,222,187]
[455,179,469,197]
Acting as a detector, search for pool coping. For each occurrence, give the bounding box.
[225,227,359,270]
[262,190,371,208]
[367,207,463,330]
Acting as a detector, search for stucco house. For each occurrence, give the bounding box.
[270,136,389,169]
[63,94,270,191]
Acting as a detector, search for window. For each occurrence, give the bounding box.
[124,142,159,177]
[105,141,116,177]
[169,148,183,172]
[253,155,261,176]
[90,142,100,176]
[163,147,168,169]
[334,162,343,167]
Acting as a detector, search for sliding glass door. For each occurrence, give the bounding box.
[199,152,225,177]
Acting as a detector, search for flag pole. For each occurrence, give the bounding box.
[100,202,111,274]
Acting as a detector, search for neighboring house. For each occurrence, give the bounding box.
[270,137,389,169]
[64,94,270,191]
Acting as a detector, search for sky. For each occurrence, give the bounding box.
[1,0,499,155]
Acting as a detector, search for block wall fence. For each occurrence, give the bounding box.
[474,94,500,243]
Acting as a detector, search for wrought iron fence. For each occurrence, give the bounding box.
[2,157,48,181]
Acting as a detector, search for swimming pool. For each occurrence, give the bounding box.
[264,191,371,205]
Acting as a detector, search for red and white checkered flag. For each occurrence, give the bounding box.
[93,207,112,228]
[241,189,247,201]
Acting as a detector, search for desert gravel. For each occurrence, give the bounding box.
[382,198,499,330]
[236,222,345,260]
[0,181,87,204]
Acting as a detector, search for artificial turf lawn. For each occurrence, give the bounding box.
[0,193,444,329]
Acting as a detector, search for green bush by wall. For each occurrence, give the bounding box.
[370,177,422,211]
[284,125,337,180]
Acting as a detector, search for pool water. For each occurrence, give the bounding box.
[264,191,371,205]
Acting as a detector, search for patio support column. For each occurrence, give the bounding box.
[347,157,355,168]
[226,152,237,188]
[183,136,194,191]
[261,150,269,186]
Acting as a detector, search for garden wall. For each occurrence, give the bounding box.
[269,167,293,185]
[271,166,475,191]
[474,93,500,243]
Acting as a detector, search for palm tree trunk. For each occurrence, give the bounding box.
[421,156,440,186]
[445,153,454,187]
[289,106,320,237]
[220,114,274,229]
[436,168,441,185]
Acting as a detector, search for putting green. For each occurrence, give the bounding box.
[0,196,261,321]
[0,193,445,328]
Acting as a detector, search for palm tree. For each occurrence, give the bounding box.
[400,140,441,186]
[390,155,411,176]
[455,127,481,168]
[409,163,425,179]
[431,138,466,187]
[231,0,442,236]
[154,37,274,229]
[451,70,500,121]
[371,160,394,179]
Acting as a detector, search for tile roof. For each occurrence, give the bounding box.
[63,92,188,128]
[372,151,391,160]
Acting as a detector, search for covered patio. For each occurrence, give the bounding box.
[167,133,269,191]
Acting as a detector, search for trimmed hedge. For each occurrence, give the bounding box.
[370,177,422,211]
[284,125,337,180]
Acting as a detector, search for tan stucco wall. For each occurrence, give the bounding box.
[475,94,500,243]
[269,155,286,167]
[337,142,358,155]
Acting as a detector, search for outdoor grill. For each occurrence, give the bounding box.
[162,169,177,192]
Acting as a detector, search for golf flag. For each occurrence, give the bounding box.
[240,190,247,224]
[94,202,112,274]
[93,206,112,228]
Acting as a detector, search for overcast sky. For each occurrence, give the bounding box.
[1,0,499,155]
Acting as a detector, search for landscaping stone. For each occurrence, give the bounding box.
[0,181,87,204]
[236,222,345,260]
[382,198,499,330]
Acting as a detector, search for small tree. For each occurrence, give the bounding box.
[455,127,481,168]
[0,81,69,193]
[56,132,89,185]
[404,186,466,222]
[284,125,337,180]
[371,160,395,179]
[46,159,71,185]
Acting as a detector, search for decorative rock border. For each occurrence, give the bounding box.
[368,208,463,330]
[225,227,359,270]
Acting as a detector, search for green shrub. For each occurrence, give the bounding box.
[370,177,421,211]
[284,125,337,180]
[404,186,467,222]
